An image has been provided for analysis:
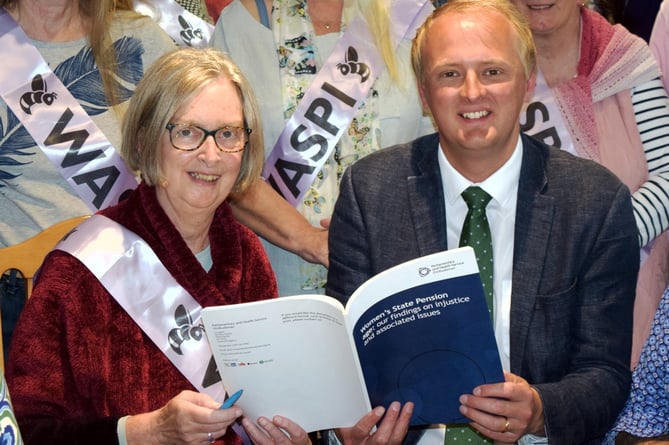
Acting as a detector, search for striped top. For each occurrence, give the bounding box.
[630,77,669,246]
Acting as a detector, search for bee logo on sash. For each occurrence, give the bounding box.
[20,74,58,115]
[337,47,370,83]
[178,15,204,47]
[168,304,204,355]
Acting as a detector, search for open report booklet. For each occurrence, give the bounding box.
[201,247,503,433]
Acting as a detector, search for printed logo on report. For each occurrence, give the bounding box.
[225,362,251,367]
[418,267,431,277]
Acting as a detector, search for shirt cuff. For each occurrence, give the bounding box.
[117,415,129,445]
[518,433,548,445]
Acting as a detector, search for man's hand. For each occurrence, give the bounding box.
[458,371,544,443]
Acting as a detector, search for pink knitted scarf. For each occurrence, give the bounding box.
[552,8,669,370]
[552,8,659,171]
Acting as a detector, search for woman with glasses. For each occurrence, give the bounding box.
[5,46,267,445]
[5,47,412,445]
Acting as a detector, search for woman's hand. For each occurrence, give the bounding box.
[296,219,330,266]
[296,226,329,266]
[336,402,414,445]
[126,390,242,445]
[229,180,330,266]
[242,415,311,445]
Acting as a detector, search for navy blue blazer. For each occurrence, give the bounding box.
[326,133,639,444]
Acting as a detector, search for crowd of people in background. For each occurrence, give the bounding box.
[2,0,669,444]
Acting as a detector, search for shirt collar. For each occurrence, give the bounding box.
[438,135,523,207]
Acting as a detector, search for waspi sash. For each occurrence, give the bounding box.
[262,0,433,206]
[56,215,225,401]
[0,9,138,211]
[134,0,213,48]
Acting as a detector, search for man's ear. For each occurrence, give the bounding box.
[524,71,537,103]
[417,79,431,115]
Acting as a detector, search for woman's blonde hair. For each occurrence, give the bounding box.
[357,0,400,84]
[411,0,537,82]
[121,47,264,196]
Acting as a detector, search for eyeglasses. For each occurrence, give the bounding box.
[165,123,252,153]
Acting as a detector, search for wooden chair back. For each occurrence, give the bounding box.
[0,216,89,369]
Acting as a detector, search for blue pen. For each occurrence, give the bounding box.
[220,389,243,409]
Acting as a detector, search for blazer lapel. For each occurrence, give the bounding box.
[401,134,555,372]
[509,135,556,373]
[407,135,448,256]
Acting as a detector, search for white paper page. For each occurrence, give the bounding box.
[202,295,371,432]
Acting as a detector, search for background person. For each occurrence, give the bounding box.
[0,371,23,445]
[211,0,436,296]
[511,0,669,368]
[650,0,669,91]
[0,0,176,363]
[0,0,175,250]
[326,0,639,442]
[604,287,669,444]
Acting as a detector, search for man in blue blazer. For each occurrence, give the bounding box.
[326,0,639,444]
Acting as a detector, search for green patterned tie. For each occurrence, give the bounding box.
[459,186,493,319]
[444,425,492,444]
[444,186,494,445]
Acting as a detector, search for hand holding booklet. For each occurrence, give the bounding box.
[201,247,503,433]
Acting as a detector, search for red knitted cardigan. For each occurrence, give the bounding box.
[6,182,277,444]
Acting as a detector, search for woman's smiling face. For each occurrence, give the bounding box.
[509,0,582,35]
[156,76,245,219]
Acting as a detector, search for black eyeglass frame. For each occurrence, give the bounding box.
[165,123,252,153]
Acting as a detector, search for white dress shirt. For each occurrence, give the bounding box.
[438,138,547,445]
[438,137,521,372]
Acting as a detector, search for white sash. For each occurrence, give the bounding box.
[262,0,433,206]
[134,0,213,48]
[519,70,576,155]
[0,9,139,211]
[56,215,226,400]
[57,215,252,442]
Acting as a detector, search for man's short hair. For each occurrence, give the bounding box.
[411,0,537,82]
